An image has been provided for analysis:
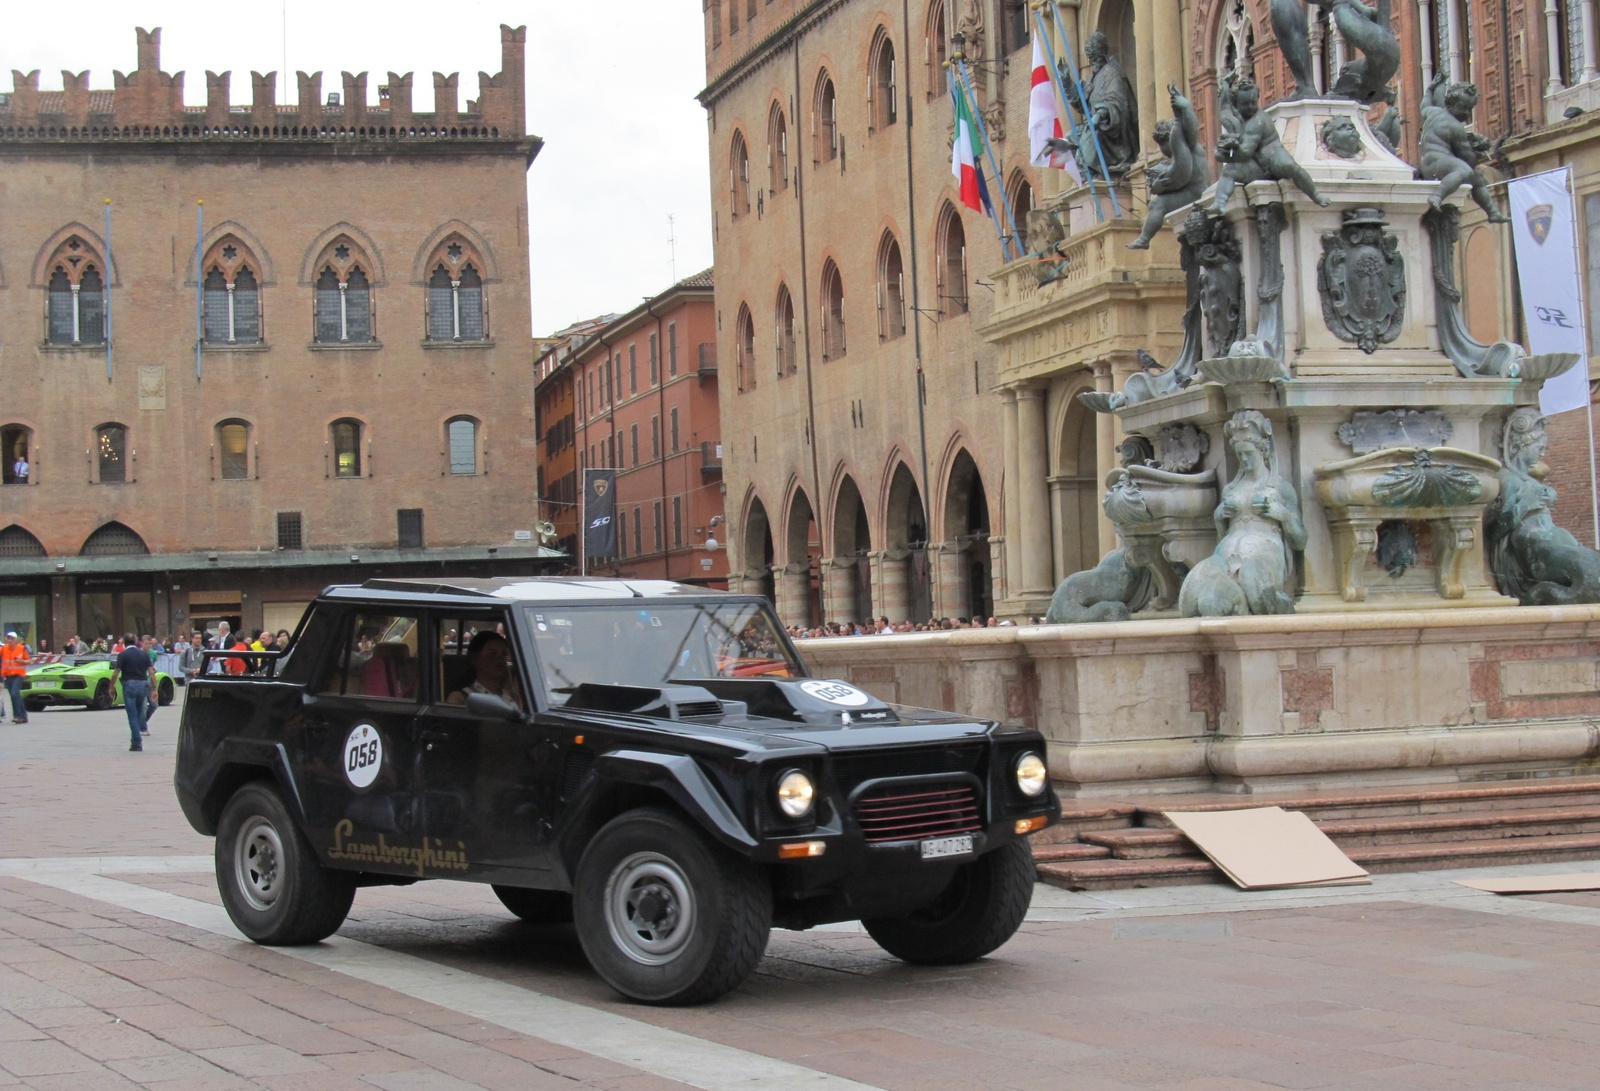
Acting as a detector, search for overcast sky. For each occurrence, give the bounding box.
[1,1,714,337]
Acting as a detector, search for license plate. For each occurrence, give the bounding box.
[920,835,973,860]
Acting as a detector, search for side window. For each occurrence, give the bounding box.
[435,614,516,707]
[318,612,420,699]
[278,604,335,686]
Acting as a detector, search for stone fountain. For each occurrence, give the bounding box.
[1058,20,1594,621]
[798,8,1600,798]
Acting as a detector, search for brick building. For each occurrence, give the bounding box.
[699,0,1030,625]
[549,271,727,585]
[0,26,556,647]
[703,1,1600,628]
[534,314,616,560]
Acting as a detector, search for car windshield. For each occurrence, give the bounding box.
[524,602,801,706]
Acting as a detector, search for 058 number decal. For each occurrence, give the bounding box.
[343,724,384,789]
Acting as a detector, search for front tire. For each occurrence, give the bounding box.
[215,782,355,945]
[157,679,174,706]
[573,807,770,1005]
[493,885,573,924]
[863,839,1035,965]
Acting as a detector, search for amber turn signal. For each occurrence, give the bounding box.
[778,840,827,859]
[1014,815,1048,835]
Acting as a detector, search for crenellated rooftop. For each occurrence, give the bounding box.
[0,25,527,142]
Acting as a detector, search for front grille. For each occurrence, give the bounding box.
[854,782,982,844]
[832,744,984,792]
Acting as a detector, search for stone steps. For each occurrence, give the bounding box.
[1032,777,1600,890]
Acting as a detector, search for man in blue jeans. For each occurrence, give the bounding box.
[111,632,155,752]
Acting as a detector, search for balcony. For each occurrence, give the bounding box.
[697,342,718,379]
[701,440,723,479]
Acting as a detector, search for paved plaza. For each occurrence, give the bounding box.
[5,694,1600,1089]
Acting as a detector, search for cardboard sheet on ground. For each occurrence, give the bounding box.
[1163,806,1371,890]
[1454,873,1600,894]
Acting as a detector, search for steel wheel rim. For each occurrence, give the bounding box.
[234,816,285,912]
[604,851,695,966]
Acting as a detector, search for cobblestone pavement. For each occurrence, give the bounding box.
[5,694,1600,1089]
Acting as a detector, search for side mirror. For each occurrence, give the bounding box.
[466,691,524,721]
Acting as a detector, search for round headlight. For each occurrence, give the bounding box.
[1014,752,1048,797]
[775,770,815,818]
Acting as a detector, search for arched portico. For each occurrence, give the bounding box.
[825,475,873,625]
[739,496,776,606]
[882,463,931,623]
[938,449,993,620]
[778,488,820,627]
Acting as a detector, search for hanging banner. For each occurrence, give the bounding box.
[582,469,617,561]
[1508,167,1592,415]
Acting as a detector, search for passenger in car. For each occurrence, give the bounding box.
[447,630,522,710]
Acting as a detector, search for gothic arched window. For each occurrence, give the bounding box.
[312,237,376,344]
[43,235,107,346]
[877,233,906,341]
[424,236,488,343]
[201,236,262,345]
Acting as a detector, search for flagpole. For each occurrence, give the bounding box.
[1032,5,1104,224]
[1047,0,1122,218]
[954,59,1021,259]
[103,199,113,382]
[580,468,588,576]
[947,66,1012,260]
[195,200,204,381]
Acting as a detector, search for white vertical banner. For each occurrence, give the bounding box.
[1508,167,1592,414]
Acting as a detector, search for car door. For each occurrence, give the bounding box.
[297,608,427,879]
[412,611,559,882]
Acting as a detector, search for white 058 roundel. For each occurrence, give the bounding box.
[798,680,871,707]
[343,724,384,789]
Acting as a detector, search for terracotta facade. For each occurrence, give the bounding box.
[0,26,550,647]
[549,273,728,586]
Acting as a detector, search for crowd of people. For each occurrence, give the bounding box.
[55,624,293,680]
[785,616,1033,639]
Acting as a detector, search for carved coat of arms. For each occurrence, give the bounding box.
[1318,207,1406,353]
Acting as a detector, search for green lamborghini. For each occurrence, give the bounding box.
[21,655,175,712]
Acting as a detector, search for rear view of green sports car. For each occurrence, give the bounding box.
[22,655,174,712]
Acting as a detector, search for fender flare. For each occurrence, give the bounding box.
[181,738,309,836]
[557,749,757,872]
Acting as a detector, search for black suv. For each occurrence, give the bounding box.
[174,578,1058,1004]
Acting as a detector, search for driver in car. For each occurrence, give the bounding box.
[447,630,523,710]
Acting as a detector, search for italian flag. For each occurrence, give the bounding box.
[951,81,991,214]
[1029,35,1081,180]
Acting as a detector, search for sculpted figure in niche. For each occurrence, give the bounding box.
[1179,411,1307,617]
[1129,85,1208,250]
[1420,73,1510,223]
[1486,408,1600,605]
[1070,30,1141,178]
[1212,75,1330,213]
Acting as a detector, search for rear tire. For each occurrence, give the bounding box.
[573,807,770,1005]
[863,839,1035,965]
[493,885,573,924]
[89,680,113,711]
[157,679,174,706]
[216,782,355,945]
